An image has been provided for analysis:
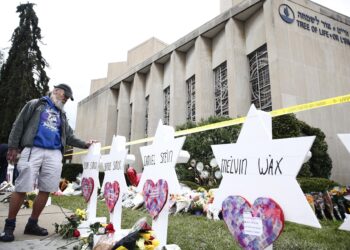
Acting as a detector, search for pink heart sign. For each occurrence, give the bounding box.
[104,181,120,213]
[82,177,94,203]
[143,179,168,220]
[222,196,284,250]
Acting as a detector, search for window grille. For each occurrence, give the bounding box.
[129,103,132,141]
[186,76,196,122]
[163,86,170,125]
[248,44,271,111]
[214,62,229,117]
[145,96,149,137]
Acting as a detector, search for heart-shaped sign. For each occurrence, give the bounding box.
[104,181,120,213]
[82,177,94,203]
[222,196,284,250]
[143,179,168,219]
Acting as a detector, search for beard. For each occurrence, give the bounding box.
[50,93,65,111]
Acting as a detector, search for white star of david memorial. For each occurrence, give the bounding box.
[212,105,321,228]
[338,134,350,153]
[137,120,188,247]
[81,142,102,222]
[337,134,350,231]
[100,135,134,233]
[339,214,350,231]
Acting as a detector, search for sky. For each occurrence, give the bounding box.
[0,0,350,129]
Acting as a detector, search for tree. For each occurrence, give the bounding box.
[0,49,5,71]
[0,3,49,143]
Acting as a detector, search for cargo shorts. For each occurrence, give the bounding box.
[15,147,63,192]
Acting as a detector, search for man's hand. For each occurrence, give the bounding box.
[85,139,98,148]
[7,148,20,164]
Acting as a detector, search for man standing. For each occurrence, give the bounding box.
[0,84,96,242]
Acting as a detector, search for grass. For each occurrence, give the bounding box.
[52,196,350,250]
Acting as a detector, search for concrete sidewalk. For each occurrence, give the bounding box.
[0,193,78,250]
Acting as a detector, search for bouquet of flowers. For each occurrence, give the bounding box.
[54,208,86,238]
[112,217,159,250]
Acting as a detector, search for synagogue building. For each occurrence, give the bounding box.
[74,0,350,184]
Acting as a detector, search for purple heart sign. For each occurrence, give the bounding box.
[222,196,285,250]
[143,179,168,220]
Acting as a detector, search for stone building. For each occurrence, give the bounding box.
[74,0,350,184]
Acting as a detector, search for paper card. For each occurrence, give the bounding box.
[137,120,187,247]
[82,143,101,222]
[100,135,132,231]
[212,105,321,228]
[243,212,263,236]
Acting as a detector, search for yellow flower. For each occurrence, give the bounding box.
[116,246,128,250]
[140,232,152,240]
[151,239,160,247]
[74,208,86,219]
[145,245,155,250]
[28,200,33,208]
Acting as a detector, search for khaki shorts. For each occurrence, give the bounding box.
[15,147,62,192]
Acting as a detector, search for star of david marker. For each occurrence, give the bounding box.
[81,142,101,222]
[339,214,350,231]
[137,120,185,194]
[137,120,188,247]
[337,134,350,231]
[100,135,133,234]
[212,105,321,228]
[338,134,350,153]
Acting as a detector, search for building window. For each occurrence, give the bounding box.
[186,76,196,122]
[145,96,149,137]
[129,103,132,141]
[163,86,170,125]
[248,44,271,111]
[116,109,119,133]
[214,62,228,117]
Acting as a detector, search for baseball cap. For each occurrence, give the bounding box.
[54,83,74,101]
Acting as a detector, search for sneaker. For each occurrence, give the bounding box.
[24,223,48,236]
[0,222,15,242]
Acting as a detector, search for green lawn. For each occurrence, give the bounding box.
[52,196,350,250]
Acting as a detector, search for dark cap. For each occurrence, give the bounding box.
[54,83,74,101]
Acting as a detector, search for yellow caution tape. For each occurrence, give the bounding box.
[65,93,350,157]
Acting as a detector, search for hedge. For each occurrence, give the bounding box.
[61,163,104,184]
[297,177,339,193]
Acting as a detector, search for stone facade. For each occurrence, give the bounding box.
[74,0,350,184]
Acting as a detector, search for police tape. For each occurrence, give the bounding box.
[65,93,350,156]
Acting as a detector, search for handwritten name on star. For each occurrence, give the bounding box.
[103,160,123,171]
[83,161,99,170]
[143,150,174,167]
[220,155,283,176]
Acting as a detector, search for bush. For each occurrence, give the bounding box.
[61,163,104,184]
[176,116,241,186]
[180,181,202,190]
[61,163,83,182]
[273,114,332,178]
[175,113,333,184]
[297,177,339,193]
